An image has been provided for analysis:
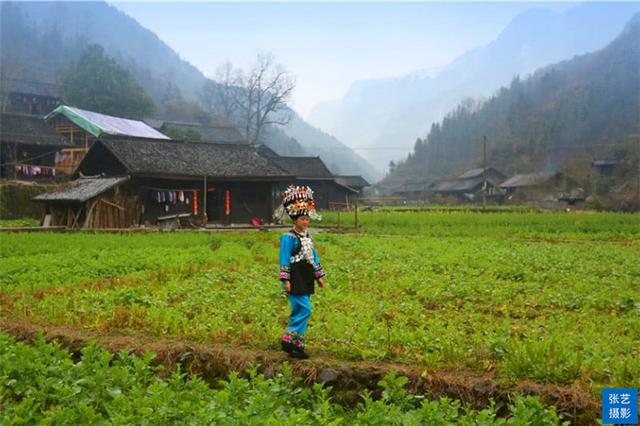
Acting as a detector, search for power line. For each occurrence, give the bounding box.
[312,147,414,151]
[0,149,61,166]
[0,133,635,153]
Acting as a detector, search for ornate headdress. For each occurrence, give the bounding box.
[282,185,321,220]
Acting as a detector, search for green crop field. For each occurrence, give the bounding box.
[0,333,566,425]
[1,211,638,424]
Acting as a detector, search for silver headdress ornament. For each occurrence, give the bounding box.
[281,185,321,220]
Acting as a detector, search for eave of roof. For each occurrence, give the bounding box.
[500,172,557,188]
[0,112,70,146]
[432,177,484,192]
[335,175,371,187]
[94,139,292,179]
[32,176,129,203]
[133,172,294,182]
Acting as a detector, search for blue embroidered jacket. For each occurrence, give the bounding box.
[279,231,326,282]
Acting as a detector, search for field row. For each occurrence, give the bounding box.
[2,226,638,392]
[1,332,570,425]
[320,210,640,240]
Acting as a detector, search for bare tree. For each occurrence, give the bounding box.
[200,62,240,122]
[199,79,217,114]
[208,53,295,144]
[215,61,241,119]
[249,53,295,144]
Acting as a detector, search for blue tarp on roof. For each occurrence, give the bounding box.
[45,105,170,140]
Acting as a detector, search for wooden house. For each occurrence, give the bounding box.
[0,112,70,180]
[44,105,170,175]
[268,156,358,210]
[0,78,61,115]
[144,119,248,144]
[335,175,371,195]
[500,171,561,197]
[500,171,581,208]
[392,182,430,201]
[591,159,619,177]
[33,139,292,228]
[431,167,506,201]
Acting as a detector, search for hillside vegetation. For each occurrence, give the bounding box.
[384,14,639,190]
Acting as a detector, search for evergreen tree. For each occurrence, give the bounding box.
[59,44,155,119]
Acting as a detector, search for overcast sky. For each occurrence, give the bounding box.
[112,1,573,118]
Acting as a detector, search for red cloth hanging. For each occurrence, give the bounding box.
[193,191,199,216]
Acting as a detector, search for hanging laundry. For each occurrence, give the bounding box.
[179,191,185,202]
[15,164,54,177]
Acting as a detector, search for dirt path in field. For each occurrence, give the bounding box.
[0,317,598,424]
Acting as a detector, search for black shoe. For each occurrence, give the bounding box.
[281,340,294,353]
[289,348,309,359]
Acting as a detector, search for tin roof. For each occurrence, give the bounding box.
[45,106,170,140]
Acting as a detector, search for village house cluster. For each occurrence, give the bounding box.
[379,162,624,210]
[1,78,626,223]
[0,78,369,228]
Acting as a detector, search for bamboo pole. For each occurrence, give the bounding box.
[84,200,98,228]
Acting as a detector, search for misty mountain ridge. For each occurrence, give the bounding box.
[0,1,379,182]
[308,2,640,171]
[382,12,640,189]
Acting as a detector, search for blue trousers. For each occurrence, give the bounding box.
[287,294,312,335]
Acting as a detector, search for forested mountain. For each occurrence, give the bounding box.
[382,13,640,186]
[0,1,378,181]
[0,1,204,102]
[309,3,640,171]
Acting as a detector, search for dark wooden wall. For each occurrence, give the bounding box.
[135,177,273,225]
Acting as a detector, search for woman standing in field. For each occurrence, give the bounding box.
[279,185,326,359]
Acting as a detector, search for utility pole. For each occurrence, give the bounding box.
[423,181,427,207]
[482,136,487,212]
[354,198,359,231]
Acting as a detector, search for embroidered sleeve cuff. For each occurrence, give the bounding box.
[314,264,326,279]
[280,265,290,281]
